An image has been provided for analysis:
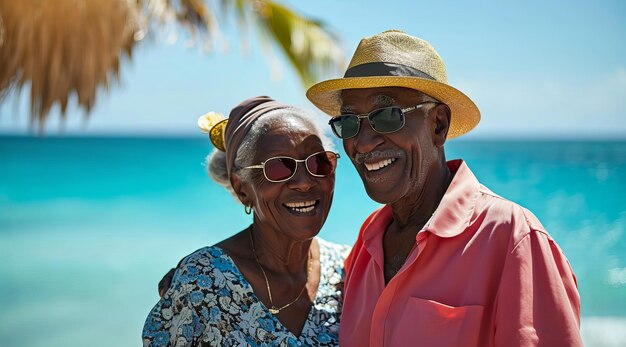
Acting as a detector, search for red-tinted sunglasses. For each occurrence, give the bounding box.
[244,150,340,183]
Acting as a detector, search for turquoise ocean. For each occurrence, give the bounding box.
[1,136,625,346]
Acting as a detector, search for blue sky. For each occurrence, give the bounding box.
[1,0,625,138]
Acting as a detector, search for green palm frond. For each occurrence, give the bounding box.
[252,1,344,87]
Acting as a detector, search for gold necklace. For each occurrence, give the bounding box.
[249,228,312,315]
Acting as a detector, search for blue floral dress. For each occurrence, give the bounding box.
[143,238,349,347]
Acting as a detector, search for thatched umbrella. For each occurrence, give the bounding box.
[0,0,344,131]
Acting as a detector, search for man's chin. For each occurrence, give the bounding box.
[364,186,403,205]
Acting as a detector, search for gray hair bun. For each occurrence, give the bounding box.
[207,149,236,197]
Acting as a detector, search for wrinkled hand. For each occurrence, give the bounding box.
[158,268,176,298]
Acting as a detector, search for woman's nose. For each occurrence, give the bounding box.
[286,163,316,191]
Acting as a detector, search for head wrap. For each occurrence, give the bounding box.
[224,96,289,176]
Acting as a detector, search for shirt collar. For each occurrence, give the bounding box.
[362,205,393,242]
[424,159,480,238]
[360,159,480,240]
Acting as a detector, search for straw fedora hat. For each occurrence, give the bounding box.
[306,30,480,138]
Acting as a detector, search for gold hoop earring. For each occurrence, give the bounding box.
[244,205,252,215]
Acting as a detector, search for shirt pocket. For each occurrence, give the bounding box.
[389,297,484,347]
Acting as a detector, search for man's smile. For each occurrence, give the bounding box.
[364,157,397,171]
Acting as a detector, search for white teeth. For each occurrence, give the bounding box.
[285,200,317,213]
[365,158,396,171]
[285,200,316,208]
[291,206,315,213]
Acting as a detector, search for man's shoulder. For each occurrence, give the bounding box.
[474,184,550,244]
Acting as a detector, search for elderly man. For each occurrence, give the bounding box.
[307,30,581,347]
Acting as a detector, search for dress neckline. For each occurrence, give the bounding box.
[208,241,326,340]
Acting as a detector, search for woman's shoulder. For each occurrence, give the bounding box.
[317,237,351,261]
[170,246,236,285]
[178,245,227,268]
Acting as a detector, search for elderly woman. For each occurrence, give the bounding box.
[142,96,348,346]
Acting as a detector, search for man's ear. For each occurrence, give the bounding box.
[230,173,250,206]
[433,103,451,147]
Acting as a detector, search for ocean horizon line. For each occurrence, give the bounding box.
[2,133,626,142]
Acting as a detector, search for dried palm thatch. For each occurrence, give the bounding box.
[0,0,344,131]
[0,0,140,131]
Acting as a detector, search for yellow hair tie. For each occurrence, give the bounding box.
[198,112,228,151]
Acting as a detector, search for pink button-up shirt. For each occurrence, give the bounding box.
[340,160,581,347]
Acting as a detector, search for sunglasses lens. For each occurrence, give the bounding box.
[306,152,338,176]
[369,107,404,133]
[264,157,296,181]
[331,115,360,139]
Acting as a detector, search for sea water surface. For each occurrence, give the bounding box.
[1,136,625,346]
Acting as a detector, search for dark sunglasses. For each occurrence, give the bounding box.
[329,101,440,139]
[244,150,340,183]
